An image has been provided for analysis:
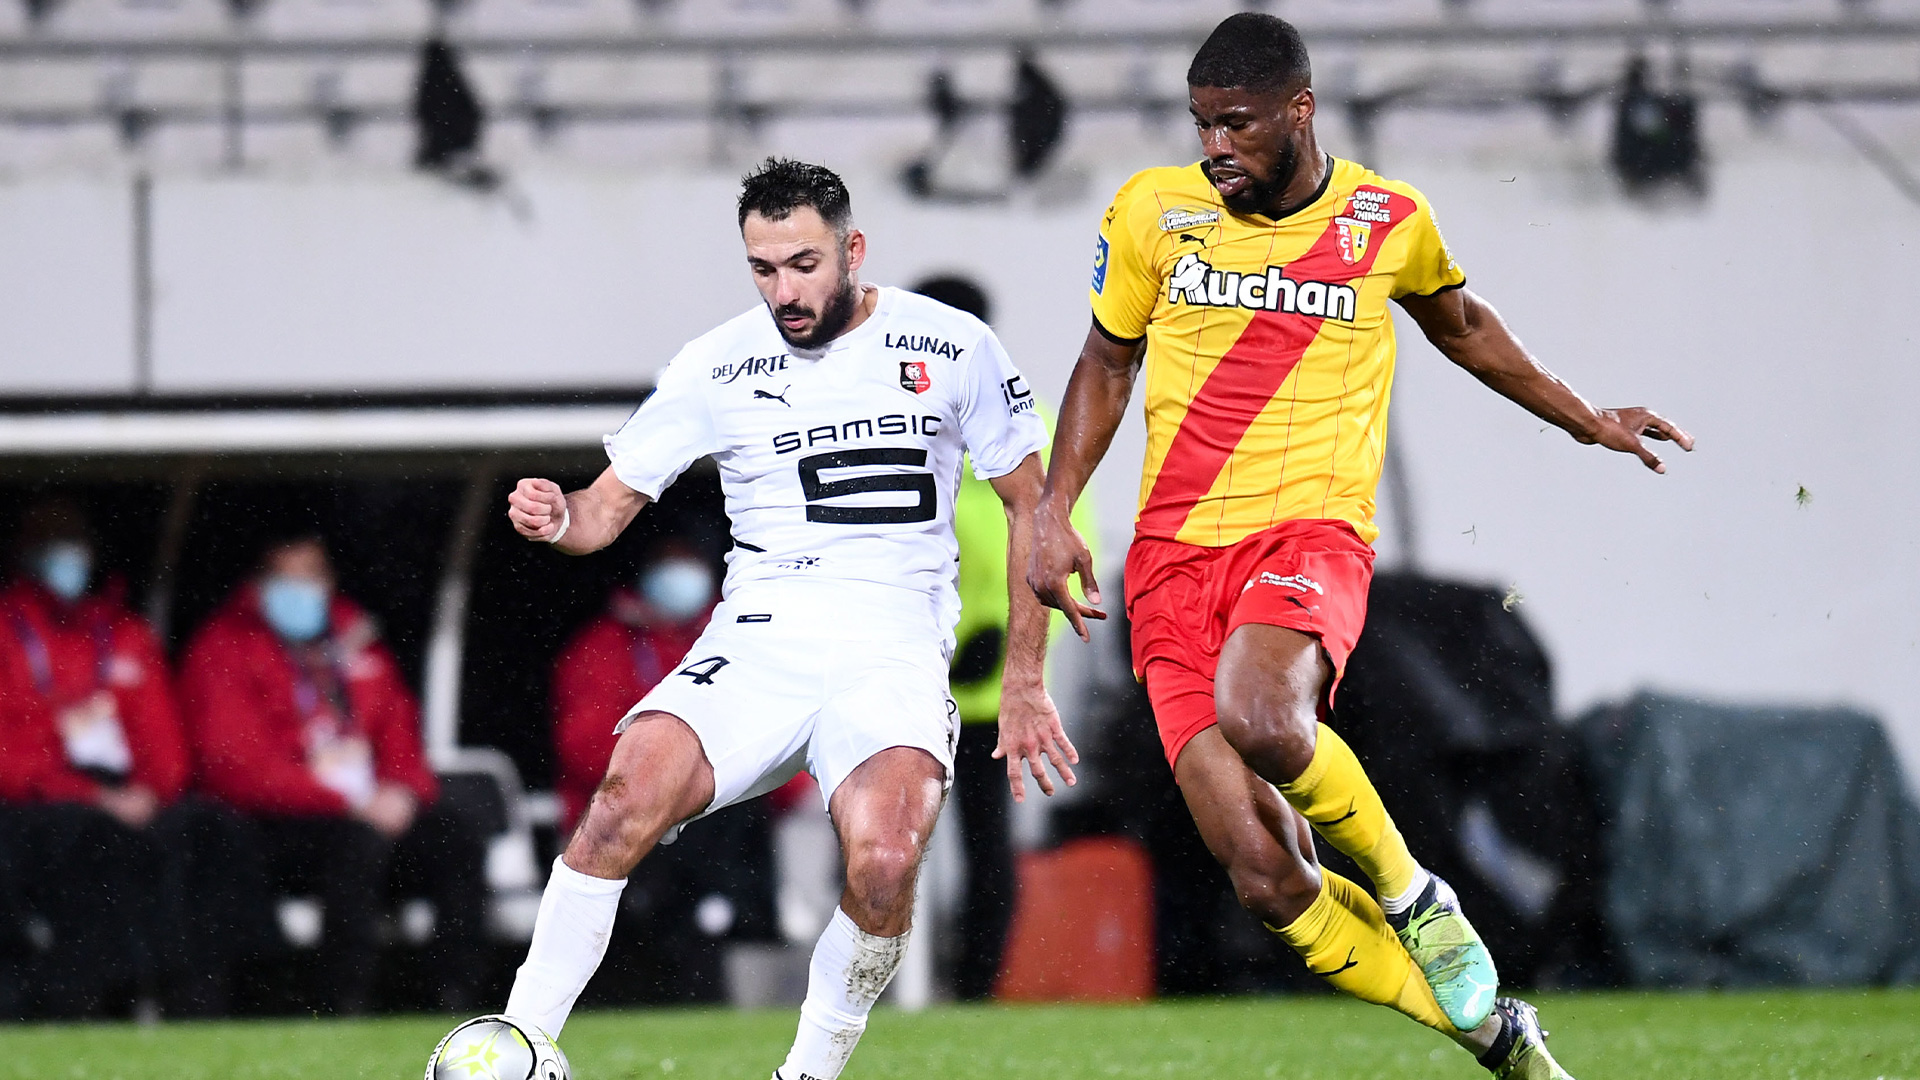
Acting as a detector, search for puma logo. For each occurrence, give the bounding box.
[754,386,792,406]
[1310,947,1360,977]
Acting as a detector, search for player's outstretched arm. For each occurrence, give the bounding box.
[506,466,652,555]
[991,453,1079,802]
[1398,287,1695,472]
[1028,322,1144,640]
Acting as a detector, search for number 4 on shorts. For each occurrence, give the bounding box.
[676,656,730,685]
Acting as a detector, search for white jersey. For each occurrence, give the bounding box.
[605,285,1048,639]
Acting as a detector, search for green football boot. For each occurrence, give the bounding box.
[1386,873,1498,1031]
[1480,997,1575,1079]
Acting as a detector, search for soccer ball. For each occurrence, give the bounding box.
[425,1015,571,1080]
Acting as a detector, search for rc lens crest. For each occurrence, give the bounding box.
[1334,217,1371,265]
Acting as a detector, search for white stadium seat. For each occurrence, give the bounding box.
[1284,0,1450,31]
[529,54,719,110]
[453,0,642,39]
[0,58,102,112]
[40,0,229,39]
[251,0,434,41]
[1663,0,1847,21]
[242,54,416,112]
[0,0,28,40]
[1465,0,1646,24]
[861,0,1042,34]
[663,0,855,37]
[739,52,929,109]
[1055,0,1244,33]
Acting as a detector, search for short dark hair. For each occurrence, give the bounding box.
[737,157,853,237]
[911,274,991,324]
[1187,13,1312,96]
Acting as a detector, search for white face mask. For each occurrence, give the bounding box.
[35,542,92,602]
[640,559,714,622]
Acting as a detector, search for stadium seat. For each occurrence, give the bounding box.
[38,0,229,39]
[661,0,855,37]
[741,52,931,110]
[434,747,545,942]
[453,0,641,40]
[1284,0,1450,31]
[860,0,1042,34]
[1466,0,1646,24]
[1663,0,1847,21]
[0,59,102,112]
[526,54,718,113]
[242,55,416,113]
[1054,0,1241,32]
[0,0,27,40]
[251,0,434,41]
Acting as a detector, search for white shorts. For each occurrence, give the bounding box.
[614,582,959,836]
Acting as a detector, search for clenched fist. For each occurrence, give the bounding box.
[507,477,567,541]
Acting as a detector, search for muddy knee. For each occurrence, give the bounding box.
[568,769,666,871]
[842,838,921,932]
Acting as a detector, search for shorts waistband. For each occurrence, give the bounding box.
[715,578,944,641]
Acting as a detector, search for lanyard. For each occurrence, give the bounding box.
[8,609,111,700]
[286,643,356,735]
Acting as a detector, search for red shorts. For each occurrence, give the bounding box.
[1124,519,1375,772]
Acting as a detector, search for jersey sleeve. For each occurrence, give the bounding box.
[1088,172,1161,342]
[602,346,721,500]
[957,328,1048,481]
[1390,193,1467,299]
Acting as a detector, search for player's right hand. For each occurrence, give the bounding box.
[1028,497,1106,642]
[508,477,568,541]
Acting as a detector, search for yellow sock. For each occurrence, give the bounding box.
[1276,723,1420,901]
[1270,871,1455,1036]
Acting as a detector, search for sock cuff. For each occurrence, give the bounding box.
[1277,722,1342,797]
[1270,874,1337,945]
[551,856,628,897]
[832,906,910,949]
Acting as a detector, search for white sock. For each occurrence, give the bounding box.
[504,857,627,1037]
[1379,866,1434,918]
[775,907,909,1080]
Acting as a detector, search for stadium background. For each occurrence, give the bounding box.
[1,0,1918,1069]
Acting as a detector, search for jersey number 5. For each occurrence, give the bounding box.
[798,448,936,525]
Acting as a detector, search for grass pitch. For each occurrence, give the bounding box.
[5,990,1917,1080]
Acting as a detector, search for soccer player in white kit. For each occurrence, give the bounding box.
[501,159,1078,1080]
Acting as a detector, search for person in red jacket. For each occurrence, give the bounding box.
[180,530,485,1015]
[0,497,191,1017]
[551,540,715,834]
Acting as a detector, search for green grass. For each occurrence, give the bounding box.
[4,991,1918,1079]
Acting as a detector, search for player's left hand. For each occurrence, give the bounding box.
[1585,407,1694,473]
[992,681,1078,802]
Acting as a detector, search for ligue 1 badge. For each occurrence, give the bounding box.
[1334,216,1371,265]
[900,361,931,394]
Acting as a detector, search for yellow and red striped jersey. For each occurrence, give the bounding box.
[1091,157,1464,547]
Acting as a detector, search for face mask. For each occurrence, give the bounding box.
[260,576,331,643]
[35,542,92,602]
[641,559,714,622]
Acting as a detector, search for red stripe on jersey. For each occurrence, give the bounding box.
[1136,191,1413,541]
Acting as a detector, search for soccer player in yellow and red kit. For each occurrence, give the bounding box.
[1029,14,1692,1080]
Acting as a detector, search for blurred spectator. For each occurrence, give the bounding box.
[0,497,188,1017]
[179,531,486,1014]
[912,274,1095,999]
[551,539,716,834]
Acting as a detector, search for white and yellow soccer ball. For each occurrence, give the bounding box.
[426,1015,570,1080]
